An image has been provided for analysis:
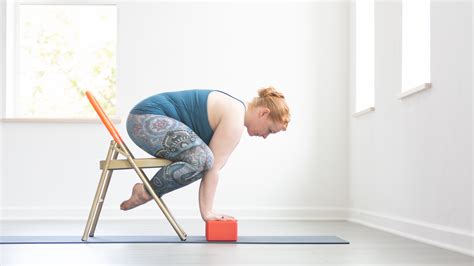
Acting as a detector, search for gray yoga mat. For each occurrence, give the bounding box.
[0,235,349,244]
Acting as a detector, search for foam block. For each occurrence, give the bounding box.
[205,220,238,241]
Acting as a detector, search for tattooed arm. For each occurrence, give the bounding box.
[199,107,244,221]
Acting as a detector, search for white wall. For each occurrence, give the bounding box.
[349,1,473,255]
[0,1,5,221]
[472,0,474,237]
[0,2,349,221]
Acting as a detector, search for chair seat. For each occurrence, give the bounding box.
[100,158,172,170]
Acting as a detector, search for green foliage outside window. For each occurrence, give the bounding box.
[17,5,117,118]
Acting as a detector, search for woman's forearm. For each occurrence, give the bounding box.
[199,169,219,220]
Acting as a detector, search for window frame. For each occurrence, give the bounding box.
[400,0,431,99]
[353,0,376,117]
[3,0,119,122]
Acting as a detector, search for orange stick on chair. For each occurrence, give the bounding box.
[82,91,187,241]
[85,91,123,145]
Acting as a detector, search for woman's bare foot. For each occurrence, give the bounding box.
[120,183,153,211]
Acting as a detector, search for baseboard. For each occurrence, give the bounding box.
[348,208,474,257]
[0,206,348,221]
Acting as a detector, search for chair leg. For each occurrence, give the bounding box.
[89,148,119,237]
[161,199,187,238]
[82,141,117,241]
[120,143,188,241]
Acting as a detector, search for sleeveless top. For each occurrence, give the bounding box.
[129,89,245,145]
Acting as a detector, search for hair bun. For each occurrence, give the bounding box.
[258,86,285,99]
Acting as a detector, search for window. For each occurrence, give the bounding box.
[401,0,430,93]
[355,0,375,114]
[5,2,117,118]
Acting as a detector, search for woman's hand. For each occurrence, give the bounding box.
[202,211,236,221]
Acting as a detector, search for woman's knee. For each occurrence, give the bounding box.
[203,148,214,171]
[177,144,213,173]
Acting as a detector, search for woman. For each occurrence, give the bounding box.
[120,87,290,221]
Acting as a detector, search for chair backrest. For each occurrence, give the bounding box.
[85,91,123,145]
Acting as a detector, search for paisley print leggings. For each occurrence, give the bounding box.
[126,114,214,197]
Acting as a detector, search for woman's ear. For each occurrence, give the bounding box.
[258,107,271,118]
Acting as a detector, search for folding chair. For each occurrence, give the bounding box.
[82,91,187,241]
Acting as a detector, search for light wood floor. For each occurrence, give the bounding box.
[1,220,473,265]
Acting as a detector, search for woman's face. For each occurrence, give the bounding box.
[247,107,285,139]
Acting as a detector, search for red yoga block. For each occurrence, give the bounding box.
[205,220,238,241]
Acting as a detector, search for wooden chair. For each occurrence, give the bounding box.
[82,91,187,241]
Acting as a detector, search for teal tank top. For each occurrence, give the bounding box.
[129,89,244,145]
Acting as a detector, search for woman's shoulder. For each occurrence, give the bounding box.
[207,91,245,130]
[209,91,245,114]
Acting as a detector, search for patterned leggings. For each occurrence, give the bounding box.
[126,114,214,197]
